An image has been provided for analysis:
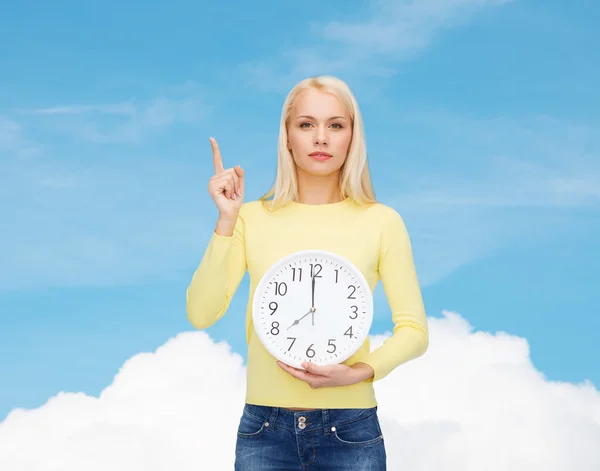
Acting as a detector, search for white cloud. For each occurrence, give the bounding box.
[391,112,600,208]
[383,112,600,285]
[0,117,41,158]
[320,0,513,55]
[0,82,213,291]
[239,0,515,91]
[0,157,209,291]
[16,82,208,143]
[1,311,598,470]
[20,104,136,116]
[0,117,23,150]
[69,97,204,143]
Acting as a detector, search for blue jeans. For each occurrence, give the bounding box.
[234,403,387,470]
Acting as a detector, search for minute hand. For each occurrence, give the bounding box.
[311,273,316,326]
[311,273,316,309]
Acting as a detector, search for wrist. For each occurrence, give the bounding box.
[215,216,237,237]
[350,362,374,382]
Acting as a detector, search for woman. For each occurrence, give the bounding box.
[186,75,429,470]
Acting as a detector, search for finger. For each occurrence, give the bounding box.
[278,362,326,389]
[228,169,240,197]
[277,361,314,382]
[223,179,234,199]
[234,165,245,196]
[301,362,329,376]
[210,137,225,174]
[213,175,232,199]
[226,172,239,199]
[208,176,222,198]
[215,173,235,199]
[216,170,238,198]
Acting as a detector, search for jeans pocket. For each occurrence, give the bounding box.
[236,409,267,439]
[331,411,384,447]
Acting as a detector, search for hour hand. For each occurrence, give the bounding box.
[286,319,300,330]
[286,308,314,330]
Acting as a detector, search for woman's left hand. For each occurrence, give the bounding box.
[277,361,374,388]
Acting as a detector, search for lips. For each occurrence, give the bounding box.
[309,151,332,161]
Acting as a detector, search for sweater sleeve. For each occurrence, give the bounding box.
[359,208,429,381]
[185,211,247,330]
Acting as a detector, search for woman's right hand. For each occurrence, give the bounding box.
[208,137,245,223]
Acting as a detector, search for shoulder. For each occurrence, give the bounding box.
[239,199,264,215]
[361,202,412,247]
[362,201,407,226]
[237,199,273,221]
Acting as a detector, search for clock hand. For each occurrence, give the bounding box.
[286,307,315,330]
[311,272,317,326]
[311,273,315,310]
[285,272,319,331]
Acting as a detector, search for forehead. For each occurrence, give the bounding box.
[292,88,348,118]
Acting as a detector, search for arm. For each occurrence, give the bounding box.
[185,213,247,329]
[358,209,429,382]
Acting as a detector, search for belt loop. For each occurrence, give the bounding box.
[267,407,279,430]
[322,409,330,433]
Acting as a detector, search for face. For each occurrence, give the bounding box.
[286,88,353,177]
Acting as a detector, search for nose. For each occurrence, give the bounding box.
[313,127,328,146]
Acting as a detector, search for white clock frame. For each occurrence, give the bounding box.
[252,249,374,370]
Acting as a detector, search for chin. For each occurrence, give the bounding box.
[298,157,343,176]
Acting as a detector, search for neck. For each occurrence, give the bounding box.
[296,169,343,205]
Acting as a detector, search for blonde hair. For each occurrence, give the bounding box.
[260,75,377,210]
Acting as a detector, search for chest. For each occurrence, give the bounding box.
[244,213,382,289]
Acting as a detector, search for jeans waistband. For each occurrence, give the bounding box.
[242,403,378,434]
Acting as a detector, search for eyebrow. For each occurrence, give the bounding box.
[296,115,348,120]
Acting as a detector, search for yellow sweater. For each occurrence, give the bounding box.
[186,197,429,409]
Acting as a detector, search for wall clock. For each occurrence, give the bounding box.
[252,249,373,369]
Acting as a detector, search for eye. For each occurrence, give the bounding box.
[298,122,343,129]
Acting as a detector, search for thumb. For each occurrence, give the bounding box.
[302,362,325,375]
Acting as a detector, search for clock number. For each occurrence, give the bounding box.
[269,301,278,315]
[287,337,296,351]
[347,284,356,299]
[327,339,336,353]
[334,269,339,283]
[306,344,315,358]
[270,321,280,335]
[344,326,353,338]
[274,281,288,296]
[309,263,322,278]
[349,305,358,319]
[291,267,302,282]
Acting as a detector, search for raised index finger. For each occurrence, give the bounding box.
[210,137,224,174]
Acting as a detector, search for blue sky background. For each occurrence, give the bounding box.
[1,0,599,421]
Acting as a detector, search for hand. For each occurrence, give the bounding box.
[207,137,245,222]
[277,361,374,388]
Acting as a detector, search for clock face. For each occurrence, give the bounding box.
[252,249,373,369]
